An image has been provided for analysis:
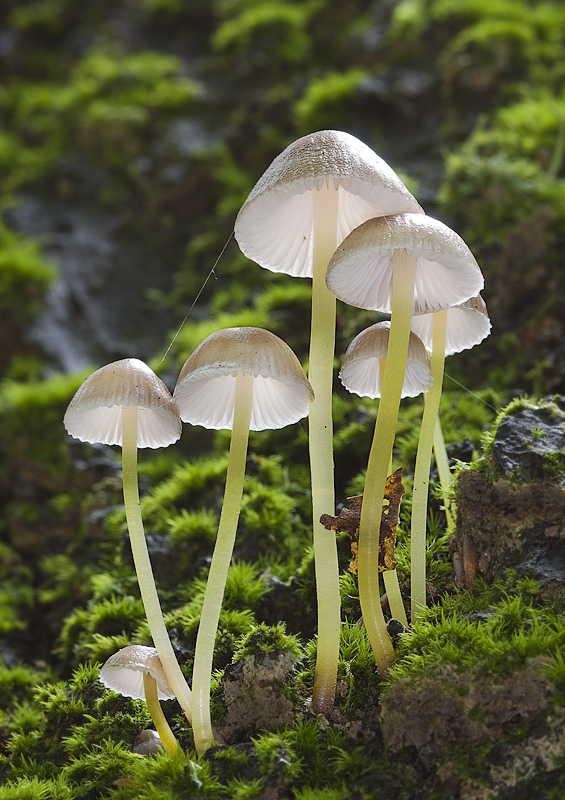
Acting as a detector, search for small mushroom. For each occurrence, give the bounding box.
[100,645,179,757]
[339,322,432,641]
[63,359,193,725]
[409,295,491,621]
[340,321,433,400]
[173,327,314,755]
[326,213,483,666]
[234,130,423,714]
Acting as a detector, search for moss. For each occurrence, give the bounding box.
[388,583,565,686]
[295,67,370,133]
[211,1,322,64]
[1,46,199,198]
[57,595,146,669]
[0,223,56,319]
[0,543,35,638]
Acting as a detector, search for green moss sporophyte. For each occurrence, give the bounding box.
[409,294,491,617]
[99,645,180,757]
[233,129,423,714]
[326,213,483,664]
[63,358,194,724]
[172,327,314,756]
[339,322,433,643]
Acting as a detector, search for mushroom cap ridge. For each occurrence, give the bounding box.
[99,645,176,701]
[340,321,433,399]
[174,327,314,431]
[234,130,423,278]
[63,358,181,449]
[326,213,484,315]
[410,294,491,356]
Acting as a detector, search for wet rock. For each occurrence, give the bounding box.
[433,708,565,800]
[381,667,547,759]
[7,196,176,371]
[217,648,297,744]
[455,397,565,595]
[491,396,565,485]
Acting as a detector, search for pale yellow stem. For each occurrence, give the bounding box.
[379,362,407,627]
[143,672,180,758]
[121,407,193,724]
[192,372,253,756]
[309,183,341,715]
[410,310,447,623]
[358,250,416,673]
[433,416,454,527]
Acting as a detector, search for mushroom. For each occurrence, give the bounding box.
[173,327,314,755]
[100,645,179,757]
[63,358,193,725]
[234,130,423,712]
[326,213,483,667]
[339,322,432,643]
[409,295,491,621]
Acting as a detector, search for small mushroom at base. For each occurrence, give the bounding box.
[100,645,180,757]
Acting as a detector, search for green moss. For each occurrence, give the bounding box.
[57,595,146,668]
[0,223,56,318]
[0,543,35,637]
[388,580,565,687]
[231,622,302,663]
[1,46,199,197]
[295,67,369,133]
[212,1,322,63]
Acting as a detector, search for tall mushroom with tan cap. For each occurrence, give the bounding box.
[234,130,423,712]
[409,295,491,621]
[173,327,314,755]
[100,645,179,757]
[63,359,193,725]
[339,322,432,659]
[326,213,483,665]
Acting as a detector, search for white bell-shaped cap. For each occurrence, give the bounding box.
[326,213,484,314]
[410,294,492,356]
[64,358,181,449]
[99,645,176,701]
[173,327,314,431]
[340,322,433,399]
[234,130,423,278]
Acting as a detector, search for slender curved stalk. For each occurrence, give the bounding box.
[143,672,180,757]
[382,570,408,627]
[192,372,253,756]
[358,249,416,673]
[121,406,193,724]
[309,183,341,715]
[378,363,408,628]
[433,416,454,528]
[410,310,447,623]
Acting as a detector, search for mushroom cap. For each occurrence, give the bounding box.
[234,130,423,278]
[326,213,484,314]
[173,327,314,431]
[63,358,181,449]
[410,295,492,356]
[99,645,175,701]
[339,321,433,399]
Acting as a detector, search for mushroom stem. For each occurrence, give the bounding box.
[378,365,408,628]
[382,569,407,627]
[358,249,416,672]
[410,310,447,622]
[309,182,341,715]
[192,371,254,756]
[121,406,193,724]
[142,672,180,757]
[433,416,454,528]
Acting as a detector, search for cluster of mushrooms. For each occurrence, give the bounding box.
[63,130,491,758]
